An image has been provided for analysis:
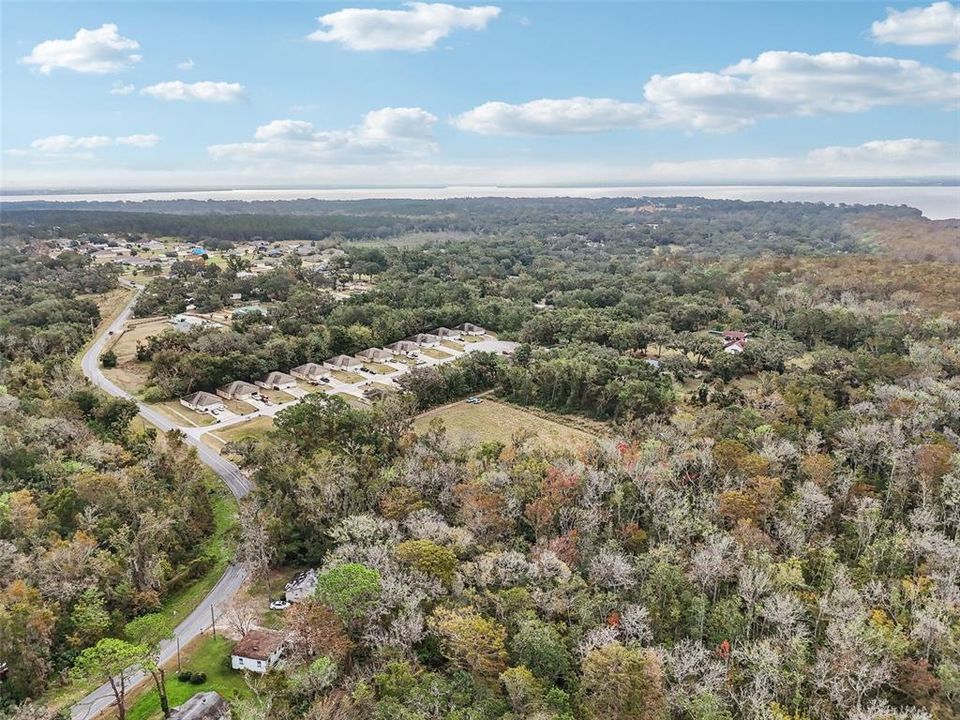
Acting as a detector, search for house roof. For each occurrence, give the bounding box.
[291,362,327,376]
[327,355,359,366]
[722,330,748,341]
[232,629,284,660]
[262,371,294,384]
[182,391,222,407]
[358,347,391,358]
[409,333,440,343]
[433,326,458,336]
[219,381,258,395]
[386,341,418,351]
[169,692,229,720]
[284,568,318,593]
[455,323,484,332]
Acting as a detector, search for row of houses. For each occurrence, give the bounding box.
[180,323,487,413]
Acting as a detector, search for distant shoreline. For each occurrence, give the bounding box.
[2,184,958,220]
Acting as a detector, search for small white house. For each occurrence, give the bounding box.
[290,363,329,384]
[324,355,362,370]
[408,333,441,347]
[256,372,297,390]
[217,381,259,401]
[432,327,461,340]
[180,391,225,414]
[284,569,318,603]
[455,323,486,336]
[356,348,393,362]
[231,629,284,674]
[385,341,420,357]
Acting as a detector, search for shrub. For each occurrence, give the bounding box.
[141,385,168,402]
[176,671,192,682]
[189,671,206,684]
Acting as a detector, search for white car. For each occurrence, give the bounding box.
[269,600,290,611]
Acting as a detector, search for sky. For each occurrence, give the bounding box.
[1,0,959,190]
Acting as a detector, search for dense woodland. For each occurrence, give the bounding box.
[0,197,958,720]
[0,251,220,706]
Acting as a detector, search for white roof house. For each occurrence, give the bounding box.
[180,391,225,413]
[231,629,284,674]
[408,333,441,347]
[432,327,461,339]
[290,363,329,383]
[324,355,362,370]
[455,323,486,336]
[385,340,420,357]
[356,348,393,362]
[256,371,297,390]
[284,569,318,603]
[217,381,259,400]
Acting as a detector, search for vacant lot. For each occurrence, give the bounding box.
[421,347,453,360]
[102,317,170,394]
[222,398,257,415]
[205,416,275,450]
[151,400,216,427]
[332,370,365,383]
[361,361,395,374]
[441,340,464,351]
[414,399,598,451]
[296,380,330,394]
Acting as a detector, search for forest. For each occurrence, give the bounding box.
[0,196,957,720]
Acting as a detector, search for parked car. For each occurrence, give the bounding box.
[269,600,290,611]
[466,397,483,404]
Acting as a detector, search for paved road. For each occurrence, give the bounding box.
[72,285,251,720]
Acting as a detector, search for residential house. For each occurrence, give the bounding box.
[290,363,330,384]
[180,391,225,414]
[256,371,297,390]
[217,381,259,401]
[408,333,440,347]
[324,355,362,370]
[720,330,748,354]
[356,348,393,362]
[231,629,284,674]
[385,341,420,357]
[455,323,486,336]
[432,327,461,340]
[169,692,231,720]
[284,569,318,603]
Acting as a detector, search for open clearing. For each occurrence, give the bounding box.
[205,416,275,450]
[150,400,216,427]
[101,316,169,394]
[414,398,599,451]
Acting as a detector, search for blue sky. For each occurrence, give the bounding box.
[2,1,958,189]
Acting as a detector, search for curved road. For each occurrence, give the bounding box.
[72,285,252,720]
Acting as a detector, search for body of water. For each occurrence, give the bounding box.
[2,185,958,219]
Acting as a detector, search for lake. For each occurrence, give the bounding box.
[2,185,958,219]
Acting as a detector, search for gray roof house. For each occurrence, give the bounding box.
[324,355,362,370]
[356,348,393,362]
[455,323,486,335]
[217,381,259,400]
[180,391,225,413]
[256,371,297,390]
[169,692,230,720]
[408,333,441,347]
[385,340,420,356]
[290,363,329,383]
[231,629,285,674]
[433,326,461,339]
[284,569,318,603]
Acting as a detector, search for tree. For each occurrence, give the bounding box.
[394,539,458,584]
[429,606,508,681]
[314,563,382,622]
[578,642,667,720]
[510,616,572,682]
[101,349,118,368]
[72,638,149,720]
[125,614,174,718]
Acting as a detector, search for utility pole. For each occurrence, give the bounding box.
[176,636,181,672]
[210,605,217,638]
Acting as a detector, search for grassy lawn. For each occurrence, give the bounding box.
[414,398,598,451]
[421,347,452,360]
[150,401,216,427]
[208,417,275,448]
[331,370,365,383]
[332,392,369,409]
[126,636,250,720]
[222,398,257,415]
[258,388,295,404]
[109,318,170,362]
[462,334,487,343]
[389,355,419,366]
[441,340,464,351]
[72,286,137,369]
[296,380,330,394]
[361,362,395,374]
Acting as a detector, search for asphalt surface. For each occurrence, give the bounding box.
[72,285,251,720]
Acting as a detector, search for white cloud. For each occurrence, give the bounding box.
[209,107,438,163]
[110,81,136,96]
[20,24,141,75]
[453,97,650,135]
[871,2,960,58]
[22,133,159,155]
[177,58,195,70]
[308,2,500,51]
[140,81,245,103]
[807,138,945,163]
[644,51,960,130]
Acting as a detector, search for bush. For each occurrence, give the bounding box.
[100,349,118,368]
[189,672,206,684]
[177,671,192,682]
[141,385,168,402]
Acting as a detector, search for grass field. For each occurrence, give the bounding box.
[421,347,453,360]
[296,380,330,394]
[441,340,464,351]
[151,401,216,427]
[222,398,257,415]
[101,317,170,394]
[206,417,275,448]
[413,398,598,451]
[126,636,250,720]
[331,370,365,383]
[389,355,419,366]
[462,335,486,343]
[258,388,296,404]
[361,362,395,374]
